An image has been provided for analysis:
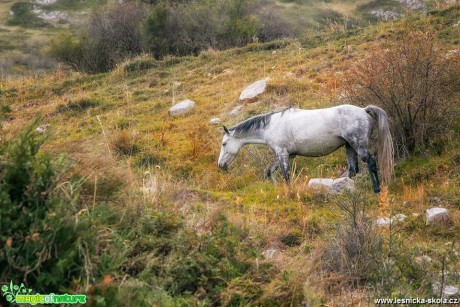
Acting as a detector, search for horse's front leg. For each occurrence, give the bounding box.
[266,158,280,183]
[277,150,290,183]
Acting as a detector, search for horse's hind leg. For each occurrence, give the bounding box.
[345,143,359,178]
[347,140,380,193]
[267,158,280,183]
[362,153,380,193]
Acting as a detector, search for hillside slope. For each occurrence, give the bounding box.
[1,5,460,305]
[0,0,443,75]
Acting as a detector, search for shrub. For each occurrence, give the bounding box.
[143,0,262,57]
[321,192,384,288]
[47,33,85,72]
[0,122,92,293]
[344,26,460,157]
[49,3,146,73]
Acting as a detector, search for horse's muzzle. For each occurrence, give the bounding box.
[218,163,228,171]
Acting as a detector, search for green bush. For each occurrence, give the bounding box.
[49,3,146,73]
[0,122,92,293]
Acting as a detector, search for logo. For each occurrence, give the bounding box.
[1,281,86,305]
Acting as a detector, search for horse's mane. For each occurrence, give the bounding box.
[230,108,291,135]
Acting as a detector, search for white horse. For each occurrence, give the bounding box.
[217,105,394,193]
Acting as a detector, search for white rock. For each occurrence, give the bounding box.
[239,78,269,101]
[432,282,459,296]
[426,207,449,225]
[33,9,69,21]
[392,214,407,222]
[375,217,392,227]
[375,214,407,227]
[36,125,49,133]
[209,118,221,125]
[308,177,354,194]
[229,105,243,116]
[262,249,281,259]
[36,0,57,4]
[168,99,195,116]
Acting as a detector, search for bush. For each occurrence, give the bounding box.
[49,3,146,73]
[344,26,460,157]
[321,192,384,288]
[143,0,262,58]
[0,122,92,293]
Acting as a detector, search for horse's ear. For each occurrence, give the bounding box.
[223,126,230,135]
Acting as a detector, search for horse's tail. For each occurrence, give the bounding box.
[365,105,394,184]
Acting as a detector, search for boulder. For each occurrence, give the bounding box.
[209,118,221,125]
[426,207,449,225]
[308,177,354,194]
[168,99,195,116]
[239,78,269,101]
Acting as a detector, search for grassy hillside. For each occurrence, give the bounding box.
[0,0,446,75]
[1,4,460,305]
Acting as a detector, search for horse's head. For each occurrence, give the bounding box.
[218,126,243,171]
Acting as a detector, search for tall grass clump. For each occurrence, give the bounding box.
[344,25,460,157]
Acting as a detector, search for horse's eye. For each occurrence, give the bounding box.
[222,142,227,146]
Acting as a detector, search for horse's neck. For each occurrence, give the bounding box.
[237,131,266,145]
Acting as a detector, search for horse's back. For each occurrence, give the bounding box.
[263,105,371,156]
